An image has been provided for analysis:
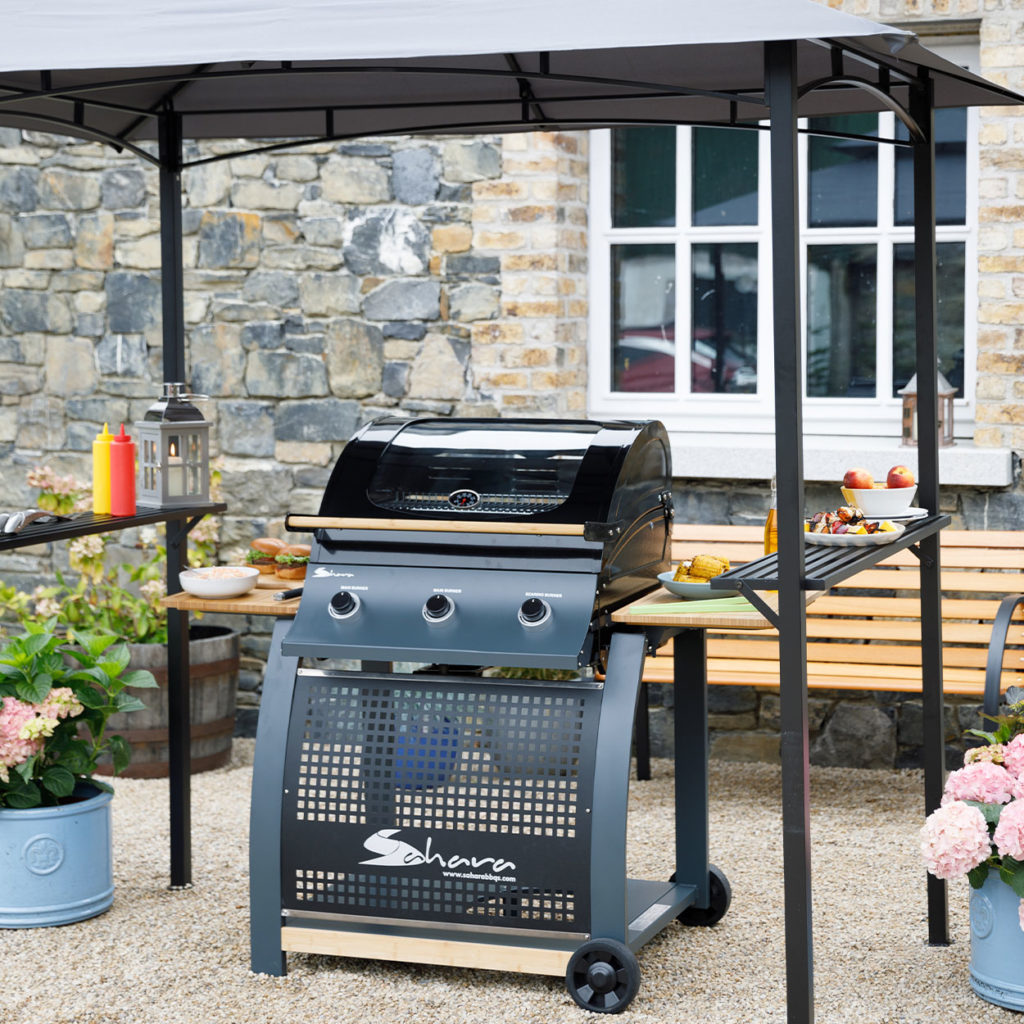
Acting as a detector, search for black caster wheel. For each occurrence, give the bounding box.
[676,864,731,926]
[565,938,640,1013]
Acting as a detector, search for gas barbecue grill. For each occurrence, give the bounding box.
[248,417,730,1013]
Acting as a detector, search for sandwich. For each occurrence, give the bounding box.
[246,536,286,574]
[275,543,311,580]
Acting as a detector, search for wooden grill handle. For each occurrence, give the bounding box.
[286,514,586,536]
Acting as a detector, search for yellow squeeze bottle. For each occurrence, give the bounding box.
[92,421,114,513]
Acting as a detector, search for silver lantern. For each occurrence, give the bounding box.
[136,383,210,506]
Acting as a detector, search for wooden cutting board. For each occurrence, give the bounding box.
[255,574,303,589]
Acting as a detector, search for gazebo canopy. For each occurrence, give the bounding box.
[0,0,1017,155]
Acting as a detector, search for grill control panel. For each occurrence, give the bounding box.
[283,561,598,669]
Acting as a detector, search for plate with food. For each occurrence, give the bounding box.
[180,565,260,599]
[658,553,738,599]
[804,507,904,547]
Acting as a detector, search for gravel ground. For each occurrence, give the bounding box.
[1,742,1019,1024]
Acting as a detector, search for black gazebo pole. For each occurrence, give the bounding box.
[910,72,949,945]
[158,108,193,889]
[766,40,814,1024]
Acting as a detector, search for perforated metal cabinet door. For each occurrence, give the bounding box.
[280,670,602,935]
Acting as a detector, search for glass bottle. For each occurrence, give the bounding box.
[763,474,778,555]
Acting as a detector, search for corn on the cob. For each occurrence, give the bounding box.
[672,559,694,581]
[688,554,730,579]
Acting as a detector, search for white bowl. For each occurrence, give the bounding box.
[841,484,917,517]
[657,571,739,600]
[180,565,259,599]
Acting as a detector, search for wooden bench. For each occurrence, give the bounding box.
[643,523,1024,714]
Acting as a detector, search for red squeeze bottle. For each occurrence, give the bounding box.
[109,423,136,516]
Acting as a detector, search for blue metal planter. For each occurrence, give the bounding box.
[970,872,1024,1010]
[0,783,114,928]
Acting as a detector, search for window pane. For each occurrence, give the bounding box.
[892,242,966,397]
[894,107,967,226]
[611,244,675,392]
[612,127,676,227]
[807,114,878,227]
[692,127,758,226]
[806,244,877,397]
[691,243,758,393]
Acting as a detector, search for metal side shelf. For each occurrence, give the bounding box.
[626,879,697,951]
[709,514,950,593]
[0,503,226,552]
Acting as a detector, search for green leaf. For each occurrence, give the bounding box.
[89,778,114,794]
[121,669,158,689]
[107,643,131,673]
[22,632,54,657]
[1000,859,1024,899]
[969,863,991,889]
[75,686,109,710]
[72,631,118,660]
[13,755,37,782]
[108,734,132,775]
[15,672,52,704]
[114,693,146,714]
[57,740,93,774]
[41,765,76,799]
[2,781,42,809]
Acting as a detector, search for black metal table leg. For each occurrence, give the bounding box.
[166,529,191,889]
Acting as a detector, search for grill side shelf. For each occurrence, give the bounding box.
[708,515,950,591]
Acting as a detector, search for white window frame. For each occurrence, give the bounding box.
[587,88,979,444]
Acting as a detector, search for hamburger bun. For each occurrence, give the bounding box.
[275,543,311,580]
[246,536,286,574]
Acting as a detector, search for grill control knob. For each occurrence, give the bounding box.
[423,593,454,623]
[518,597,551,627]
[328,590,360,620]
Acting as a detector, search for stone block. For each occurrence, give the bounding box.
[274,441,333,465]
[759,694,831,732]
[447,253,501,275]
[325,319,383,398]
[242,271,300,308]
[300,217,343,246]
[245,350,329,398]
[0,214,24,267]
[230,179,303,211]
[382,361,410,398]
[105,272,160,332]
[66,420,97,451]
[298,272,361,317]
[241,320,285,350]
[183,161,232,207]
[449,282,499,321]
[66,396,129,424]
[39,168,100,210]
[382,323,426,341]
[218,401,275,456]
[76,212,115,270]
[0,166,38,212]
[262,245,342,271]
[95,334,149,378]
[363,279,440,321]
[810,704,896,769]
[274,398,361,443]
[897,700,959,747]
[15,394,64,448]
[343,208,430,275]
[219,463,296,516]
[114,235,162,270]
[101,167,147,209]
[707,685,757,714]
[322,157,391,204]
[0,365,42,396]
[21,213,71,249]
[442,141,501,183]
[1,290,73,333]
[393,147,439,205]
[45,337,97,395]
[197,211,262,268]
[189,323,247,396]
[275,155,319,182]
[710,730,780,764]
[407,333,465,401]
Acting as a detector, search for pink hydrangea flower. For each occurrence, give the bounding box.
[0,689,84,783]
[1004,735,1024,778]
[942,761,1016,805]
[921,801,992,880]
[965,744,1005,766]
[995,800,1024,861]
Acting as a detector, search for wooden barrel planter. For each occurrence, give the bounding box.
[95,624,240,778]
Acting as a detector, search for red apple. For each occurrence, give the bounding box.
[886,465,915,488]
[842,467,875,490]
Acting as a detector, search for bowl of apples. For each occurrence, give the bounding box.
[841,465,917,517]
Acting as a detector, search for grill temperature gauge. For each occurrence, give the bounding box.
[328,590,360,620]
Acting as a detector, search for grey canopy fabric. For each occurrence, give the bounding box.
[0,0,1017,152]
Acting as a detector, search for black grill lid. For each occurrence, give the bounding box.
[319,417,668,526]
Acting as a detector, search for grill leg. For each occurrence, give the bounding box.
[634,681,652,781]
[250,618,300,976]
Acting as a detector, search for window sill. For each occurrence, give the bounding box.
[669,432,1014,487]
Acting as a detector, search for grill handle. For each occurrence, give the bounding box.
[284,514,586,536]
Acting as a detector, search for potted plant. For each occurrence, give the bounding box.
[0,622,156,926]
[920,688,1024,1010]
[1,465,240,777]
